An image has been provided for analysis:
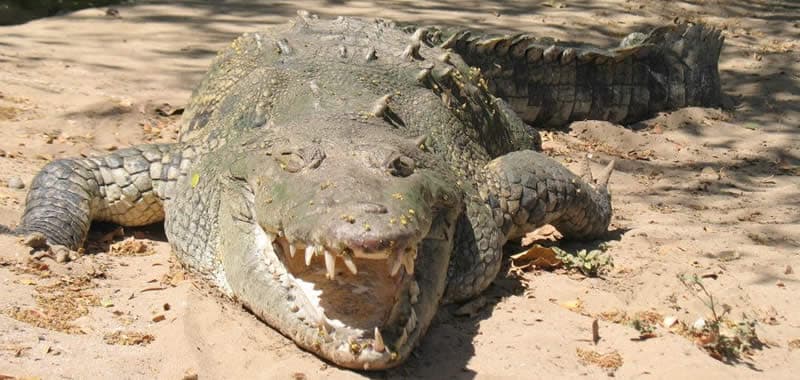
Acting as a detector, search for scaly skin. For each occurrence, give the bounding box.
[16,15,722,370]
[439,22,724,126]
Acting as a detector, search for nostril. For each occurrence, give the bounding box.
[356,202,389,214]
[386,154,415,177]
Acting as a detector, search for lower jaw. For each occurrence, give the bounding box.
[285,236,453,369]
[247,221,455,369]
[280,257,424,370]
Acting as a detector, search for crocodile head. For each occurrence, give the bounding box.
[221,124,461,369]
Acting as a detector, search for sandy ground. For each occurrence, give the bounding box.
[0,1,798,379]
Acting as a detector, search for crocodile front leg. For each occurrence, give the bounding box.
[444,194,503,302]
[17,143,195,249]
[482,150,614,243]
[443,151,613,302]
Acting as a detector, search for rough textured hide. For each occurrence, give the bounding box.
[16,15,721,370]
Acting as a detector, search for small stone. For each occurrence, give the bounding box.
[785,265,794,275]
[6,177,24,189]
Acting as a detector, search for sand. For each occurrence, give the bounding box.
[0,1,798,378]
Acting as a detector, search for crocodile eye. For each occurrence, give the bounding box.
[385,153,415,177]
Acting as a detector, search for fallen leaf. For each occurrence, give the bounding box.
[521,224,563,246]
[510,245,562,270]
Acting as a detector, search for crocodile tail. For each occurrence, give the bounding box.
[635,23,724,112]
[442,23,724,127]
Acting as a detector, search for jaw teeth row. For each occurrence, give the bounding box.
[284,277,423,357]
[267,231,418,280]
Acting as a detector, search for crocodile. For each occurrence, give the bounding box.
[15,14,723,370]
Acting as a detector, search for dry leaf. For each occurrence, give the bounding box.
[510,245,562,270]
[521,224,563,246]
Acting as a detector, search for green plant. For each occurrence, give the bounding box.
[553,247,613,277]
[678,274,763,362]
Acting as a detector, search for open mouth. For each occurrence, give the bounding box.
[255,225,425,368]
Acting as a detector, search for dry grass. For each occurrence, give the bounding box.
[109,237,155,256]
[103,330,155,346]
[6,276,99,334]
[576,348,624,370]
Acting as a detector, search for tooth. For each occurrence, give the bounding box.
[343,255,358,275]
[324,250,336,279]
[395,327,408,348]
[409,281,420,304]
[305,246,315,266]
[407,309,417,331]
[373,327,385,352]
[402,248,416,274]
[289,244,297,258]
[390,251,403,276]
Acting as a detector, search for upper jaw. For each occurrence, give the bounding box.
[256,219,437,370]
